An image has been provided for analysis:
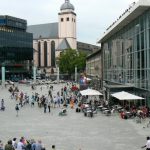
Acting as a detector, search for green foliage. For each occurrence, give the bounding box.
[59,49,86,75]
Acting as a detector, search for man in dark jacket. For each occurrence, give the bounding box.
[5,140,14,150]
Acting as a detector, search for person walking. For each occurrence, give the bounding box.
[0,140,4,150]
[15,104,19,117]
[48,102,51,113]
[5,140,15,150]
[31,139,36,150]
[17,139,25,150]
[43,103,47,113]
[12,138,17,150]
[141,136,150,150]
[48,90,52,98]
[51,145,55,150]
[35,140,42,150]
[1,99,5,111]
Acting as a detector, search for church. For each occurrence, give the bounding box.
[27,0,99,75]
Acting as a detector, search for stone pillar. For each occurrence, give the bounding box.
[1,67,5,88]
[33,66,36,83]
[57,66,59,83]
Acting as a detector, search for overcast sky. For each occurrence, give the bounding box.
[0,0,138,45]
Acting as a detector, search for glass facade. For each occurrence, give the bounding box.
[102,9,150,103]
[0,15,33,79]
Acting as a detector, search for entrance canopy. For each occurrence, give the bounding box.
[80,89,103,96]
[111,91,144,100]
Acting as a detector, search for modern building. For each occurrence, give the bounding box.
[0,15,33,80]
[86,49,102,90]
[98,0,150,106]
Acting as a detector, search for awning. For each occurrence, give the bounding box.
[111,91,144,100]
[80,89,103,96]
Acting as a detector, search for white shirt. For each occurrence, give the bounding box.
[17,142,24,150]
[12,141,17,149]
[146,140,150,148]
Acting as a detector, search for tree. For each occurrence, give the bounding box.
[59,49,86,75]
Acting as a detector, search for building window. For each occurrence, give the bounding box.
[66,17,69,21]
[44,41,47,67]
[72,18,73,22]
[51,41,55,67]
[61,18,63,22]
[74,19,76,22]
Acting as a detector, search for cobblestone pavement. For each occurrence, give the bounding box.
[0,83,149,150]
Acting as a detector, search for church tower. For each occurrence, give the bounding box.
[58,0,77,49]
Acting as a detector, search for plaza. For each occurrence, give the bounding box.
[0,83,149,150]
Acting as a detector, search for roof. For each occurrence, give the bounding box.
[86,49,101,60]
[27,23,58,39]
[57,38,71,50]
[60,0,75,11]
[98,0,150,43]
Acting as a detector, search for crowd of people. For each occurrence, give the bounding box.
[0,137,56,150]
[1,80,150,150]
[0,81,82,118]
[0,81,85,150]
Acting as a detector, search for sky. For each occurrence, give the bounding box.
[0,0,139,45]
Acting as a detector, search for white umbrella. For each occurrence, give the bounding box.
[86,78,92,81]
[80,89,103,96]
[111,91,144,100]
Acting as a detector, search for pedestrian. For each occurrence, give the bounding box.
[17,139,25,150]
[141,136,150,150]
[15,104,19,117]
[44,103,47,113]
[0,140,4,150]
[25,140,31,150]
[48,102,51,113]
[40,87,42,91]
[31,139,36,150]
[35,140,42,150]
[53,96,57,108]
[31,98,35,107]
[51,145,55,150]
[48,90,52,97]
[1,99,5,111]
[5,140,14,150]
[12,138,17,150]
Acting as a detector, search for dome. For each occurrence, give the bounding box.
[60,0,75,11]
